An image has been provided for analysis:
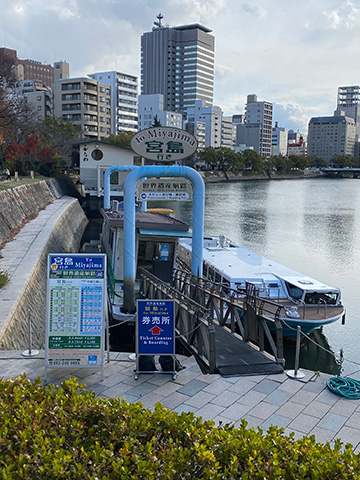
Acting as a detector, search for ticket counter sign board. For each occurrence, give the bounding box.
[131,127,197,162]
[45,254,106,377]
[137,300,175,355]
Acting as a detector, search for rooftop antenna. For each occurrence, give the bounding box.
[153,13,164,29]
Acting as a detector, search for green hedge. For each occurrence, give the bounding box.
[0,375,359,479]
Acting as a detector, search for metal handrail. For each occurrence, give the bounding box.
[317,298,327,318]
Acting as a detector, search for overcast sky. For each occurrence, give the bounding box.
[1,0,360,132]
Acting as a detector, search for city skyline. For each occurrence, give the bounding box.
[1,0,360,132]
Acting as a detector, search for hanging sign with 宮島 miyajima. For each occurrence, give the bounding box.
[131,127,197,162]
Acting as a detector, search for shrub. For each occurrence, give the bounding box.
[0,375,359,479]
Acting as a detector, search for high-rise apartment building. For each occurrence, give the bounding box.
[244,94,273,157]
[88,71,138,134]
[307,110,356,162]
[141,14,215,113]
[17,79,53,121]
[0,47,54,86]
[53,77,111,141]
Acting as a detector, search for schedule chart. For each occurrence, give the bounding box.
[45,254,106,370]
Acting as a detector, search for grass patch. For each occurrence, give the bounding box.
[0,176,48,191]
[0,270,9,288]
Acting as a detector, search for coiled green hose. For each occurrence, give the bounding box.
[327,376,360,399]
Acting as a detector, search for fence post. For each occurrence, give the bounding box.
[22,309,39,357]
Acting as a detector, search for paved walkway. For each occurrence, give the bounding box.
[1,350,359,452]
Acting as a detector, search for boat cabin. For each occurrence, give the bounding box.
[101,206,190,312]
[177,236,342,306]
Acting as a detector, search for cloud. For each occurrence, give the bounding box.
[240,2,266,18]
[215,64,233,80]
[323,1,360,29]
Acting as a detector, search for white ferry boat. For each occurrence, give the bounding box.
[177,235,345,337]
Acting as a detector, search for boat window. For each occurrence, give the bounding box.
[215,272,222,283]
[304,292,338,305]
[285,281,303,300]
[208,268,216,282]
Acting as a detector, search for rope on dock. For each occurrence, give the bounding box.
[326,376,360,399]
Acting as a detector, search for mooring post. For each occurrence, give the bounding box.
[286,325,305,379]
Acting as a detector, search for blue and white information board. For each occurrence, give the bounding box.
[137,299,175,355]
[45,254,107,378]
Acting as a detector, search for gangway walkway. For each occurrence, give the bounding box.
[139,268,284,376]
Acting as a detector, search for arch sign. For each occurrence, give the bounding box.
[131,127,197,162]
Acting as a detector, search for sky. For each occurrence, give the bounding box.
[1,0,360,133]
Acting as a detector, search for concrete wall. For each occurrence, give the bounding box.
[0,179,88,350]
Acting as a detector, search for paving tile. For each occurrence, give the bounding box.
[101,372,128,387]
[252,379,279,395]
[317,413,348,432]
[246,374,268,383]
[261,414,292,432]
[276,401,305,420]
[333,425,360,449]
[161,392,190,410]
[330,398,359,416]
[288,413,320,434]
[147,375,173,386]
[126,382,159,398]
[289,389,318,406]
[308,426,335,444]
[203,378,232,395]
[247,401,278,421]
[173,404,198,415]
[220,402,252,421]
[151,381,181,397]
[213,415,236,427]
[195,403,225,422]
[277,379,304,394]
[184,391,216,409]
[228,378,256,396]
[302,400,332,418]
[102,382,136,398]
[87,383,111,395]
[211,390,239,408]
[345,411,360,429]
[177,379,208,396]
[172,370,200,385]
[263,388,292,406]
[301,381,327,394]
[137,391,166,410]
[239,390,267,407]
[315,389,340,405]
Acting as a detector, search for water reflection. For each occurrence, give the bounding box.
[285,329,342,376]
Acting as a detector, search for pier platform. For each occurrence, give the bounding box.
[1,350,359,452]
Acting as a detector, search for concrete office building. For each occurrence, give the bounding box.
[141,14,215,113]
[138,94,182,130]
[244,94,273,157]
[307,110,356,162]
[53,77,111,141]
[89,71,138,134]
[18,80,53,121]
[272,122,288,156]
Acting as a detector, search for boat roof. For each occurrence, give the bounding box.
[180,238,340,292]
[101,209,189,232]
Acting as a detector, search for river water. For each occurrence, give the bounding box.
[151,177,360,377]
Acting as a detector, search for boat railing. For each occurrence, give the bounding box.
[171,269,284,366]
[317,298,327,318]
[297,299,306,319]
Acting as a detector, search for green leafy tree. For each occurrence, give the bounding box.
[288,155,310,170]
[39,116,81,156]
[241,149,264,173]
[104,131,134,149]
[331,154,359,168]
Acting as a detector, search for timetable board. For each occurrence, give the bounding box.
[45,254,106,376]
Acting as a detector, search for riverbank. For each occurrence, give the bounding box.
[200,170,319,183]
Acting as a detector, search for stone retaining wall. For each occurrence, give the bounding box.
[0,180,88,350]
